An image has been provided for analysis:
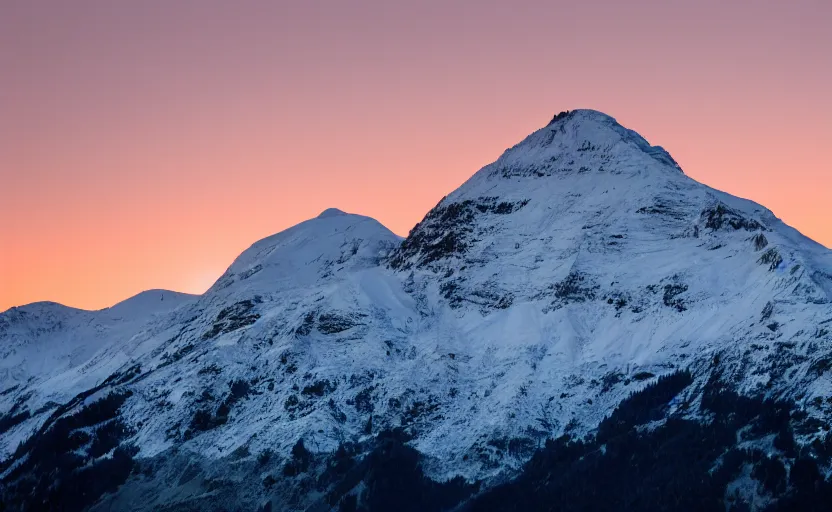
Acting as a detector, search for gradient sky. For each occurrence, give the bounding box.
[1,1,830,312]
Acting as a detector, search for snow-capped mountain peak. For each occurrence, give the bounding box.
[207,209,402,297]
[317,207,350,218]
[490,109,683,180]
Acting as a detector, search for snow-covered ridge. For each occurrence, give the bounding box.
[0,289,196,384]
[2,109,831,511]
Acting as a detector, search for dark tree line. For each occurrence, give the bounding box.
[0,391,137,512]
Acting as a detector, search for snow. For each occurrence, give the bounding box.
[2,109,831,484]
[317,207,349,218]
[103,289,197,319]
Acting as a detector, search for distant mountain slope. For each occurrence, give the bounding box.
[2,110,831,512]
[0,290,196,393]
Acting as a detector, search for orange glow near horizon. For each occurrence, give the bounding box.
[2,1,831,312]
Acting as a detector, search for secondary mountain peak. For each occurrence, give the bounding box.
[317,207,349,218]
[206,210,401,296]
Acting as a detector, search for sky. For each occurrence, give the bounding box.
[1,0,830,312]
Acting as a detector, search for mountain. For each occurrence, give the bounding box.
[0,290,197,413]
[2,109,832,511]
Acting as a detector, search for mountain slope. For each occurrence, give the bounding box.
[2,110,831,512]
[0,290,196,438]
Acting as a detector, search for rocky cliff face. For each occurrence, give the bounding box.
[2,110,832,511]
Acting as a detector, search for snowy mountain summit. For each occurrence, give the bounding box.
[3,110,832,511]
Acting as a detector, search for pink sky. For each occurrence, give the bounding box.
[1,0,830,311]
